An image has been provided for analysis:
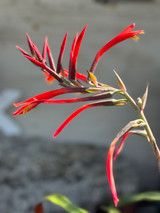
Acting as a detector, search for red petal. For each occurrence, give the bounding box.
[90,23,144,73]
[107,138,119,207]
[43,71,55,84]
[57,31,68,73]
[114,132,131,160]
[53,99,116,138]
[13,87,88,107]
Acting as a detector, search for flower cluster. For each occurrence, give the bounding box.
[13,23,145,207]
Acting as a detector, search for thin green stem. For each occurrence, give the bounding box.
[122,92,160,170]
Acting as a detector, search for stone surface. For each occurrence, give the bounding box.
[0,134,139,213]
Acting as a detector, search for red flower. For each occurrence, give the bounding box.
[14,23,144,206]
[107,132,131,206]
[90,23,144,73]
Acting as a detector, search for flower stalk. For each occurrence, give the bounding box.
[122,91,160,170]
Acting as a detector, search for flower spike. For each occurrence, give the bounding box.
[14,24,157,208]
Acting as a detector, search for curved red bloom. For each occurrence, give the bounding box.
[53,99,126,138]
[90,23,144,73]
[107,137,119,207]
[107,132,131,207]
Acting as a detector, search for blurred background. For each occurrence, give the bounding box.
[0,0,160,212]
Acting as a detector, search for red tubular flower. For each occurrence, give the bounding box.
[13,87,90,108]
[107,132,131,207]
[90,23,144,73]
[53,99,126,138]
[107,137,119,207]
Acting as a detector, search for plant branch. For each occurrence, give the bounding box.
[122,92,160,170]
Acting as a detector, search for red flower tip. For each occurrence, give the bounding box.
[90,23,144,73]
[42,36,48,61]
[13,101,38,117]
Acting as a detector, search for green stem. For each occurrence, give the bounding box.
[122,92,160,170]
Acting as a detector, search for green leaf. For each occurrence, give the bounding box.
[101,206,120,213]
[101,191,160,213]
[44,194,89,213]
[118,191,160,207]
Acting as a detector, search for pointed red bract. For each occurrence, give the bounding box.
[69,33,78,80]
[26,33,43,62]
[16,46,30,57]
[42,36,48,61]
[26,33,35,56]
[90,23,144,73]
[70,26,87,80]
[46,43,56,71]
[57,32,68,73]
